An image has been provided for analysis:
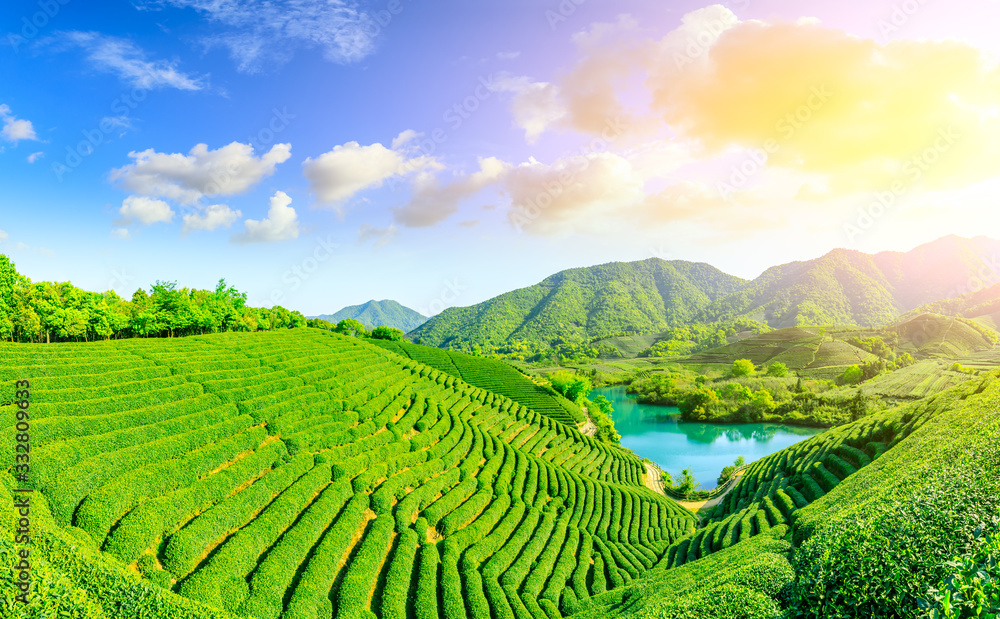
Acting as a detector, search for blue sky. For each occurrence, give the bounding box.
[3,0,1000,316]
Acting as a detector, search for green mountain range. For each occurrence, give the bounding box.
[408,259,748,348]
[414,235,1000,349]
[314,299,428,332]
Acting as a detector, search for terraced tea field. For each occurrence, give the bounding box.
[0,329,693,619]
[371,339,585,426]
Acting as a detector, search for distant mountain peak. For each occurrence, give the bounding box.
[312,299,428,333]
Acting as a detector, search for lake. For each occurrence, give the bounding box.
[593,386,824,489]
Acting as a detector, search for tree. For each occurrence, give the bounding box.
[731,359,756,377]
[675,468,698,494]
[840,364,864,385]
[335,319,369,337]
[767,362,789,377]
[371,326,405,341]
[550,371,591,403]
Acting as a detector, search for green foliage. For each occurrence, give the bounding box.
[550,370,591,403]
[370,325,405,341]
[731,359,757,377]
[766,362,789,377]
[334,318,369,337]
[0,259,305,342]
[840,364,864,385]
[922,513,1000,619]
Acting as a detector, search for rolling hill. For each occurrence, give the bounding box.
[409,259,748,349]
[412,236,1000,351]
[0,329,693,619]
[702,235,1000,328]
[313,299,428,332]
[4,330,998,618]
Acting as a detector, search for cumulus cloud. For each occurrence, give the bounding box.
[54,31,206,90]
[503,152,645,235]
[137,0,377,73]
[231,191,299,243]
[303,132,439,207]
[520,6,1000,193]
[0,105,39,143]
[182,203,242,234]
[111,141,291,205]
[27,152,44,163]
[119,195,175,225]
[111,227,131,239]
[0,229,8,241]
[394,157,509,228]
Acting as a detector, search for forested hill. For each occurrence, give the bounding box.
[411,236,1000,352]
[700,235,1000,328]
[0,255,306,343]
[408,259,748,349]
[314,299,428,332]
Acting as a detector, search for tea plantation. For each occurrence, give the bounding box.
[0,329,693,619]
[2,328,998,618]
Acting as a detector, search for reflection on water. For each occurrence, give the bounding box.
[595,386,823,488]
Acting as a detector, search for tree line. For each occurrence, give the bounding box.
[0,255,306,343]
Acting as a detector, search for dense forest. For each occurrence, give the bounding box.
[0,256,306,343]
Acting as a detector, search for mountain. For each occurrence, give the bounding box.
[313,299,428,332]
[409,259,748,348]
[701,235,1000,328]
[414,235,1000,350]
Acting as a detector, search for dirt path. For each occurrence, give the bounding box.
[578,405,598,437]
[674,469,747,514]
[643,462,666,494]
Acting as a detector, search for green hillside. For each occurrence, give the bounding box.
[682,327,878,378]
[0,329,694,619]
[370,339,586,426]
[703,236,1000,329]
[572,371,1000,617]
[314,299,428,332]
[410,259,748,349]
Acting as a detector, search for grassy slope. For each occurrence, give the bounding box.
[0,329,691,619]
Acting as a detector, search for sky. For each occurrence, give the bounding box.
[2,0,1000,316]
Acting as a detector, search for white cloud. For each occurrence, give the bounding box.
[119,195,175,225]
[0,229,8,241]
[26,152,44,163]
[394,157,509,227]
[303,133,439,207]
[111,141,291,205]
[358,223,398,247]
[182,203,242,234]
[491,74,567,144]
[231,191,300,243]
[391,129,420,150]
[503,152,645,234]
[0,105,39,143]
[111,227,131,239]
[138,0,377,73]
[57,31,206,90]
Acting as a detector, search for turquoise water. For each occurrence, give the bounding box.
[594,386,823,489]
